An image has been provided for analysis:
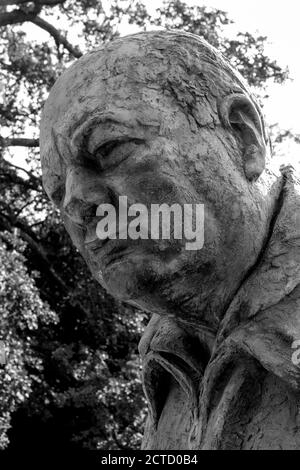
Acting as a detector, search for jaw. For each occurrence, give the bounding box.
[85,231,261,331]
[97,262,226,332]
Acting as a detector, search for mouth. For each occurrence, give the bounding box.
[84,237,135,268]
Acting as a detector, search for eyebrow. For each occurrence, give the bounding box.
[51,107,161,170]
[70,110,162,162]
[70,111,139,155]
[48,116,134,198]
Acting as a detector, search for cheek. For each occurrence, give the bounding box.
[122,159,189,207]
[63,214,85,252]
[130,174,180,205]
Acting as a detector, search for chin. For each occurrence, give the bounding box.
[100,256,148,301]
[102,263,138,300]
[101,252,172,302]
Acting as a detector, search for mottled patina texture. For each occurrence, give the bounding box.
[40,31,300,449]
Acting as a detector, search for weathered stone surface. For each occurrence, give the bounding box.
[40,31,300,449]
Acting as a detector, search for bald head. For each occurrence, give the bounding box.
[39,30,273,327]
[40,30,266,198]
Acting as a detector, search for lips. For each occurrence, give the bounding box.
[84,236,135,268]
[105,242,135,267]
[84,237,109,253]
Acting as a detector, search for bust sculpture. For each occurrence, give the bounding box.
[40,31,300,449]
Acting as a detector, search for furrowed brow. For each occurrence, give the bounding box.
[71,111,139,154]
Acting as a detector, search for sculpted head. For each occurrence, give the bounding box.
[40,31,274,331]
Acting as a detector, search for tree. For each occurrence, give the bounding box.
[0,0,291,449]
[0,233,57,448]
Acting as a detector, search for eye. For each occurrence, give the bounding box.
[94,138,144,171]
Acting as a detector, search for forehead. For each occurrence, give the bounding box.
[40,34,223,197]
[40,41,171,193]
[40,32,222,141]
[42,40,164,133]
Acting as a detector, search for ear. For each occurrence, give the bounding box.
[218,93,267,181]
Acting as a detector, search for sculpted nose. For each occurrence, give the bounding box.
[63,166,108,227]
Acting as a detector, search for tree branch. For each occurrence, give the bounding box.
[0,8,36,27]
[0,137,39,147]
[0,9,82,58]
[1,159,41,185]
[31,16,82,58]
[0,170,40,192]
[0,0,66,5]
